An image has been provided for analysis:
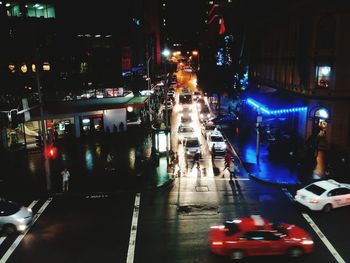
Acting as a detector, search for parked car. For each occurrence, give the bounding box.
[210,114,238,129]
[0,198,33,234]
[295,179,350,212]
[207,129,227,155]
[177,125,195,143]
[209,215,313,260]
[184,137,201,157]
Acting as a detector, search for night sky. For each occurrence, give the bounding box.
[166,0,205,38]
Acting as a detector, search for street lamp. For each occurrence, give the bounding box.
[146,57,152,91]
[162,48,171,164]
[192,50,200,71]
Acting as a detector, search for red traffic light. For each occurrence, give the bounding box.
[45,146,57,159]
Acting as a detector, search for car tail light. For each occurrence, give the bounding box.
[212,241,223,246]
[309,199,319,204]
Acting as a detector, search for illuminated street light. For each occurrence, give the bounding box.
[162,49,171,58]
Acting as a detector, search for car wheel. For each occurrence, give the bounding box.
[323,204,332,213]
[3,224,16,235]
[230,249,245,260]
[287,246,304,258]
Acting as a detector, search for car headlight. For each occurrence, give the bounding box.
[16,218,26,223]
[27,208,32,213]
[200,114,203,118]
[207,114,211,118]
[301,240,314,245]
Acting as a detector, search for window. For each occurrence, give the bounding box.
[315,16,335,50]
[338,188,350,195]
[305,184,326,196]
[316,65,331,88]
[241,231,280,241]
[27,3,55,18]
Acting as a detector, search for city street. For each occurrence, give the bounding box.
[0,70,349,263]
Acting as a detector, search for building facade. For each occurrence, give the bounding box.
[246,1,350,177]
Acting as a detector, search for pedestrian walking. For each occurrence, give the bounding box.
[61,167,70,192]
[222,152,231,176]
[229,160,237,181]
[106,152,114,171]
[191,152,201,170]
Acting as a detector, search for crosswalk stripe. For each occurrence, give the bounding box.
[0,198,52,263]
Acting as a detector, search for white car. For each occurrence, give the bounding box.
[295,179,350,212]
[177,125,194,143]
[207,129,227,155]
[0,199,33,234]
[184,137,201,157]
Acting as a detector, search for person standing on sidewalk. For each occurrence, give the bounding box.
[61,167,70,192]
[211,144,216,163]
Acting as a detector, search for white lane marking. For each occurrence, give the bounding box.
[0,237,5,246]
[0,200,38,247]
[215,178,250,181]
[0,198,52,263]
[282,188,295,201]
[126,193,141,263]
[302,213,346,263]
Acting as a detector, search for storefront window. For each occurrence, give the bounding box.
[26,3,55,18]
[316,65,331,88]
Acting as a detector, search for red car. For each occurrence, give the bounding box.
[208,215,313,260]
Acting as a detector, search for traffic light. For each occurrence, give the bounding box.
[45,145,57,159]
[35,135,43,147]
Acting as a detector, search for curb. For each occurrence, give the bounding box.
[221,130,299,187]
[247,172,299,186]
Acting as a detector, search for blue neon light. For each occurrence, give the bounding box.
[247,98,307,115]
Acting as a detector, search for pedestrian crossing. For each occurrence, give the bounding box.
[0,198,52,263]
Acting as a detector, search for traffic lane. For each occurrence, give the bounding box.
[293,202,350,262]
[5,193,135,263]
[215,180,338,263]
[137,179,336,263]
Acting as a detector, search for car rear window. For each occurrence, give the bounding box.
[224,221,240,236]
[186,140,199,147]
[180,127,193,133]
[305,184,326,196]
[210,136,224,142]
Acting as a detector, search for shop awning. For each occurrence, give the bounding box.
[126,96,149,108]
[42,96,149,115]
[244,86,307,115]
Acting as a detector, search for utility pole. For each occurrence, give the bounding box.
[146,57,152,123]
[256,112,262,165]
[32,23,51,191]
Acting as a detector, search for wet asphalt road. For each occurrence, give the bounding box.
[0,70,349,263]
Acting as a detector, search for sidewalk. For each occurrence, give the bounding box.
[208,101,299,186]
[0,126,173,196]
